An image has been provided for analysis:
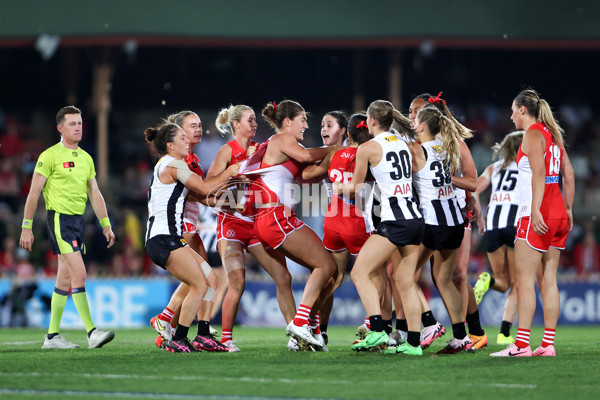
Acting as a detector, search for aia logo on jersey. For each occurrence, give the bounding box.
[437,185,453,199]
[63,161,75,168]
[394,183,412,195]
[491,192,512,202]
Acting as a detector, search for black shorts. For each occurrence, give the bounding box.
[46,211,85,255]
[375,218,424,247]
[422,224,464,250]
[484,226,517,253]
[145,235,188,269]
[207,252,222,267]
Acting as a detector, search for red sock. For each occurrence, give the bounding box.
[515,328,530,348]
[221,329,233,343]
[293,304,312,326]
[364,317,371,330]
[541,328,556,347]
[310,313,321,334]
[158,307,174,323]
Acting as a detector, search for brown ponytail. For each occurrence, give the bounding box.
[262,100,304,130]
[144,122,180,157]
[367,100,415,138]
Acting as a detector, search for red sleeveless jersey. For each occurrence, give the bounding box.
[184,152,205,179]
[223,139,257,220]
[516,122,566,220]
[228,139,258,164]
[253,158,303,207]
[325,147,369,232]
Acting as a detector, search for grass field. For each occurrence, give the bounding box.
[1,325,599,400]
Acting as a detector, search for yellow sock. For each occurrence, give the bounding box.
[48,288,68,334]
[72,287,95,333]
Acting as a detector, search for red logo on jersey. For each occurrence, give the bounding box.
[437,186,454,199]
[394,183,411,195]
[72,240,78,247]
[491,192,512,202]
[63,161,75,168]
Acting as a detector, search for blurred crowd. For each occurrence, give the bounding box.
[0,102,599,284]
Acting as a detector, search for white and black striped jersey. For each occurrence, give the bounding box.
[368,132,421,222]
[485,160,520,230]
[146,155,189,243]
[413,140,464,226]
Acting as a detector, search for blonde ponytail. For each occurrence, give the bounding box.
[439,116,461,173]
[492,130,524,169]
[417,106,460,172]
[216,107,232,136]
[439,102,473,139]
[216,104,253,137]
[538,99,564,148]
[423,93,473,139]
[514,89,564,148]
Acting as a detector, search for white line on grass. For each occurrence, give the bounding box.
[1,341,41,345]
[0,372,537,390]
[0,389,337,400]
[491,384,537,389]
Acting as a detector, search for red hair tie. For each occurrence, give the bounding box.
[356,120,368,129]
[273,101,277,113]
[428,92,446,105]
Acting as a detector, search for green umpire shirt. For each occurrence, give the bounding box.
[34,142,96,215]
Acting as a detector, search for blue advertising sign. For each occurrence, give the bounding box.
[0,278,175,329]
[236,281,600,327]
[1,278,599,328]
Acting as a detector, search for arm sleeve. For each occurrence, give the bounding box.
[167,159,194,185]
[86,153,97,180]
[34,150,53,178]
